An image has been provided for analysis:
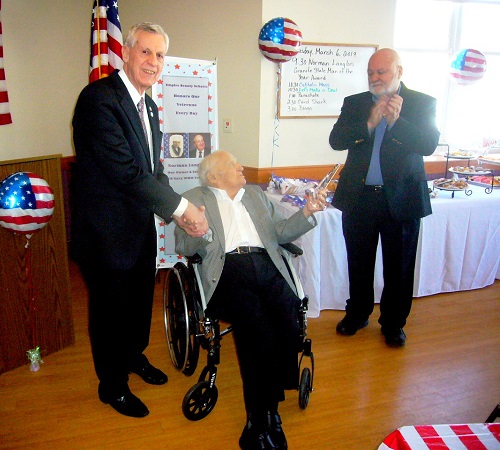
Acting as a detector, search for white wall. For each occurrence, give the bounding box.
[1,1,90,161]
[259,0,396,167]
[0,0,396,169]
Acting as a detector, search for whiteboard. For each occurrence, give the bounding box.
[278,43,377,118]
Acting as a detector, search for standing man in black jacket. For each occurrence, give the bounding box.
[329,48,440,347]
[72,22,207,418]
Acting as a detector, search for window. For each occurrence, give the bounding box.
[394,0,500,152]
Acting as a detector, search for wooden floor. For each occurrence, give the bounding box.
[0,260,499,449]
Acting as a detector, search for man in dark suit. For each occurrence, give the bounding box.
[72,22,208,418]
[175,151,326,450]
[189,133,211,158]
[329,48,440,347]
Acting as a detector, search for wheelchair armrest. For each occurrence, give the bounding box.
[279,242,303,257]
[186,253,203,265]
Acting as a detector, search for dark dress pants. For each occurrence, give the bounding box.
[79,237,157,395]
[206,252,302,419]
[341,189,420,329]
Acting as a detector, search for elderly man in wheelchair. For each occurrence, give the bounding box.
[172,150,327,450]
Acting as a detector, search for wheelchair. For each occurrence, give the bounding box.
[163,242,315,421]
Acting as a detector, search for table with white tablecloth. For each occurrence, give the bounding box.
[266,182,500,318]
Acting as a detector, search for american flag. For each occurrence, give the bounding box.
[258,17,302,63]
[0,172,54,236]
[89,0,123,83]
[380,423,500,450]
[0,0,12,126]
[450,48,487,85]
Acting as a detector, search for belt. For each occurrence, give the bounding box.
[226,246,268,255]
[364,185,384,192]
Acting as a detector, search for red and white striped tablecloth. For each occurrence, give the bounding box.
[379,423,500,449]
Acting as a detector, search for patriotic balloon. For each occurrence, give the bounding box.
[258,17,302,64]
[450,49,487,85]
[0,172,54,239]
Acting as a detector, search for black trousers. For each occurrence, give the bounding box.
[79,243,156,395]
[341,189,420,329]
[206,252,301,418]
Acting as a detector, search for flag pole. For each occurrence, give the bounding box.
[96,0,102,79]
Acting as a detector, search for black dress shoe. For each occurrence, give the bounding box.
[98,385,149,418]
[239,423,277,450]
[382,327,407,348]
[130,362,168,385]
[267,411,287,450]
[336,316,369,336]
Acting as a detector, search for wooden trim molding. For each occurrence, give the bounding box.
[242,156,453,184]
[62,155,457,186]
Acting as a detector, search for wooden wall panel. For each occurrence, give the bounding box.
[243,157,455,184]
[0,155,74,374]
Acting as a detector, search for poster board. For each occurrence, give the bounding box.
[278,43,377,118]
[151,56,218,268]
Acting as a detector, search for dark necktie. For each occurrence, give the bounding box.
[137,98,148,145]
[137,97,154,171]
[198,151,202,158]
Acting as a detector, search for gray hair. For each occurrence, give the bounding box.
[199,151,226,187]
[123,22,169,50]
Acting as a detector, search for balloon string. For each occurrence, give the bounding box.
[26,237,36,349]
[272,63,281,168]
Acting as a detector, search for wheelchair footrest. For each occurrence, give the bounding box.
[303,338,312,357]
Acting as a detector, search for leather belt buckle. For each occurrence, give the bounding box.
[236,246,250,254]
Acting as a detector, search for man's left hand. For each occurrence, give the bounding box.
[385,94,403,127]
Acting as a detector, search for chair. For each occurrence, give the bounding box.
[163,243,314,421]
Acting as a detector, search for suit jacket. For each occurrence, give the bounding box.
[72,70,182,270]
[189,147,212,158]
[170,145,184,158]
[329,82,440,221]
[174,185,316,304]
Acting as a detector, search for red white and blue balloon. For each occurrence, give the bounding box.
[258,17,302,64]
[0,172,54,237]
[450,49,487,85]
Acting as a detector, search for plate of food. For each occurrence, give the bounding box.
[478,155,500,165]
[448,166,491,175]
[434,179,469,191]
[445,150,477,159]
[468,175,500,188]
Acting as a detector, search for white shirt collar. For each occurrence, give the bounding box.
[209,186,245,202]
[118,70,143,106]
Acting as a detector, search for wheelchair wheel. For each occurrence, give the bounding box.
[298,367,312,410]
[164,263,198,372]
[182,381,219,421]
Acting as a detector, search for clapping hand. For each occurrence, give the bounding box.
[368,94,403,129]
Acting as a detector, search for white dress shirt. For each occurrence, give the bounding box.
[209,187,264,252]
